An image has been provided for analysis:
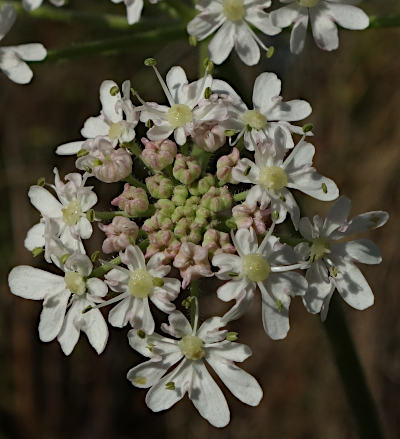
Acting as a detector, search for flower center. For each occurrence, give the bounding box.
[242,110,267,130]
[222,0,245,22]
[310,237,330,261]
[298,0,319,7]
[65,271,86,295]
[242,253,270,282]
[167,104,192,128]
[128,268,153,298]
[258,166,288,191]
[62,200,82,226]
[179,335,205,360]
[108,122,124,140]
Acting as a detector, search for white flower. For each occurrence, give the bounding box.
[104,245,181,334]
[8,252,108,355]
[232,127,338,228]
[213,228,308,340]
[212,72,312,150]
[22,0,65,11]
[24,168,97,262]
[127,311,262,427]
[271,0,369,54]
[0,4,47,84]
[140,65,226,146]
[111,0,162,25]
[187,0,281,66]
[56,80,138,155]
[295,196,389,320]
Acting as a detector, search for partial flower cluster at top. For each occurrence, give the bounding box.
[8,61,388,427]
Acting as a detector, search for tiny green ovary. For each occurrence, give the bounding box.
[242,110,267,130]
[310,237,330,261]
[223,0,245,21]
[179,335,205,360]
[62,200,82,226]
[298,0,319,7]
[258,166,288,191]
[242,253,271,282]
[128,269,154,298]
[65,271,86,295]
[167,104,192,128]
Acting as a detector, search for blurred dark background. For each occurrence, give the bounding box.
[0,0,399,438]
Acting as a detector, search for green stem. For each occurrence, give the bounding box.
[190,280,199,328]
[33,25,186,63]
[323,294,385,439]
[89,256,121,278]
[368,15,400,28]
[233,190,248,202]
[94,206,155,220]
[123,175,147,190]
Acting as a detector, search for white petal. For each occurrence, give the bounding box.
[288,170,339,201]
[235,22,260,66]
[55,140,85,156]
[189,361,230,428]
[81,305,109,354]
[310,8,339,51]
[207,354,262,406]
[86,278,108,297]
[267,99,312,122]
[341,211,389,236]
[126,0,143,24]
[331,257,374,310]
[161,310,192,338]
[198,316,226,343]
[77,217,93,239]
[290,14,309,54]
[100,80,122,123]
[0,49,33,84]
[24,222,45,251]
[0,3,16,40]
[234,228,259,256]
[81,116,109,138]
[270,4,302,28]
[146,253,171,277]
[57,300,81,355]
[39,290,70,342]
[245,8,281,36]
[174,127,187,146]
[147,123,174,142]
[252,72,281,114]
[303,261,332,314]
[8,265,64,300]
[326,3,369,30]
[166,66,188,104]
[333,239,382,265]
[217,278,248,302]
[187,12,225,40]
[108,296,132,328]
[28,185,63,218]
[212,253,242,280]
[121,245,145,270]
[208,21,235,65]
[206,341,252,362]
[323,196,351,237]
[145,360,192,412]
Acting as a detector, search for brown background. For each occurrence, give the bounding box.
[0,0,399,438]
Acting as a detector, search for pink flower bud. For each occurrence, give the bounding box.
[191,121,226,152]
[141,137,177,171]
[98,217,139,253]
[202,229,235,257]
[232,202,271,234]
[173,154,201,185]
[111,184,149,216]
[173,242,213,289]
[76,137,132,183]
[216,147,240,185]
[145,230,181,262]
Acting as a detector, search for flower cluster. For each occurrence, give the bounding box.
[8,61,388,427]
[188,0,370,64]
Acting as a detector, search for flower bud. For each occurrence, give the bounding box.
[145,230,181,262]
[111,184,149,216]
[189,174,215,196]
[200,186,232,213]
[202,229,235,257]
[77,137,132,183]
[216,147,240,185]
[173,154,201,185]
[141,137,177,171]
[99,217,139,253]
[146,175,174,199]
[232,203,270,234]
[171,185,189,206]
[173,242,213,288]
[171,205,195,223]
[191,121,226,152]
[193,207,212,227]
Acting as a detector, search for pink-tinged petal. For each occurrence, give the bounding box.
[147,253,171,278]
[310,7,339,51]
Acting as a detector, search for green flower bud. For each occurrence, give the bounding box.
[173,154,201,185]
[189,174,216,196]
[171,185,189,206]
[146,175,174,199]
[200,186,232,213]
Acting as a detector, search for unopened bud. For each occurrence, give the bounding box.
[226,332,238,342]
[146,175,174,199]
[144,57,157,66]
